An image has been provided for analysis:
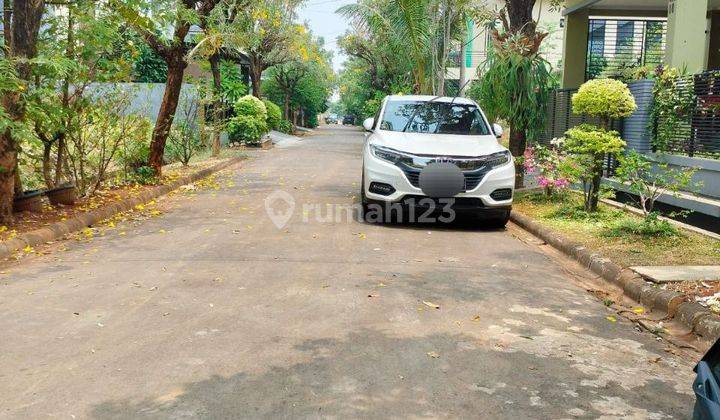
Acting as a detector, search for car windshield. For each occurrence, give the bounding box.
[379,100,491,135]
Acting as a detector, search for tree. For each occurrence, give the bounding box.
[235,0,301,97]
[0,0,46,222]
[114,0,221,175]
[263,32,333,128]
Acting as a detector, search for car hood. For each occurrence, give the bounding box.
[370,130,506,157]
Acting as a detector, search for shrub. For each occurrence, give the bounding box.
[615,151,699,217]
[234,95,267,120]
[227,95,269,145]
[228,115,268,145]
[129,165,158,185]
[278,119,293,134]
[166,121,202,166]
[522,139,573,196]
[572,79,637,125]
[603,213,679,238]
[564,124,626,212]
[262,99,282,130]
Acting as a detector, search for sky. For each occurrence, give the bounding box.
[297,0,355,73]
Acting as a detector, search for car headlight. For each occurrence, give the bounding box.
[485,151,512,168]
[370,144,412,165]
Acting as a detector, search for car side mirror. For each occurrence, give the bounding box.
[493,123,503,139]
[363,117,375,132]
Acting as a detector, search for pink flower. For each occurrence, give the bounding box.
[554,178,570,188]
[537,176,550,187]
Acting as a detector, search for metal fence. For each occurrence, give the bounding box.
[654,71,720,158]
[540,88,623,176]
[540,88,623,143]
[586,18,667,81]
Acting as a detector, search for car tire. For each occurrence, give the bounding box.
[485,209,511,229]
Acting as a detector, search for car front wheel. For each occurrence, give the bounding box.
[485,209,510,229]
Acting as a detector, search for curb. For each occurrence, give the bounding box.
[510,210,720,342]
[1,158,242,260]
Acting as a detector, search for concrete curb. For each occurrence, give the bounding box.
[0,158,242,260]
[510,209,720,342]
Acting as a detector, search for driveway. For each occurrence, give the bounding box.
[0,125,696,419]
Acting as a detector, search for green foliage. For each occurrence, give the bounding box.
[603,213,680,238]
[564,125,626,155]
[132,39,167,83]
[572,79,637,122]
[615,150,699,217]
[262,99,282,130]
[564,124,626,212]
[234,95,267,120]
[227,95,268,145]
[278,119,293,134]
[220,60,248,104]
[129,165,158,185]
[166,121,202,165]
[228,115,268,145]
[650,67,694,152]
[165,94,202,166]
[469,35,557,142]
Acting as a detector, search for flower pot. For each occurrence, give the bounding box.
[46,184,77,205]
[13,190,45,213]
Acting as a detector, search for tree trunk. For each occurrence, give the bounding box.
[148,57,187,175]
[0,0,45,223]
[283,94,290,120]
[208,53,222,157]
[42,141,54,188]
[505,0,536,36]
[509,126,526,188]
[249,57,263,98]
[54,132,65,185]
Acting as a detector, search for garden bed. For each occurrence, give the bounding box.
[0,150,245,244]
[514,191,720,311]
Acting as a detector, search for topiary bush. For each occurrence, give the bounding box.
[571,78,637,127]
[228,95,269,145]
[564,124,626,212]
[262,99,282,131]
[567,78,635,212]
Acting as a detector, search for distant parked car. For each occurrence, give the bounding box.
[342,115,355,125]
[325,115,337,124]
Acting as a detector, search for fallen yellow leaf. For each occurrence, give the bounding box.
[606,315,617,323]
[423,301,440,309]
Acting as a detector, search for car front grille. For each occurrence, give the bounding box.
[400,166,490,192]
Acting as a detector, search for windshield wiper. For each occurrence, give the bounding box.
[402,95,443,133]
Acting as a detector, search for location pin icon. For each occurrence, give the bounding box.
[264,190,296,229]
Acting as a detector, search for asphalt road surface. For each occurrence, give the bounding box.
[0,125,697,419]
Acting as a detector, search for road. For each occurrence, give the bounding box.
[1,125,696,419]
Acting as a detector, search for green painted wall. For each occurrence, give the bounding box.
[465,18,473,68]
[666,0,709,72]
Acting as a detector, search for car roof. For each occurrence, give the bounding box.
[384,95,477,105]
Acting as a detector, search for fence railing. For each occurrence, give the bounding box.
[654,71,720,158]
[585,18,667,81]
[539,88,623,143]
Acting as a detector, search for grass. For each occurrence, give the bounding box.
[514,191,720,267]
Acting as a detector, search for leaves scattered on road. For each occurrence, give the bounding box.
[423,301,440,309]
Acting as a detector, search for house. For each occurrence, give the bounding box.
[446,0,566,92]
[561,0,720,88]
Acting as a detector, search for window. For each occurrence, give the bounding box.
[380,100,490,135]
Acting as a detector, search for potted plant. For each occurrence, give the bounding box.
[13,189,45,213]
[46,183,77,205]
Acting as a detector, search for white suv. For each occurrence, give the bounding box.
[361,95,515,227]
